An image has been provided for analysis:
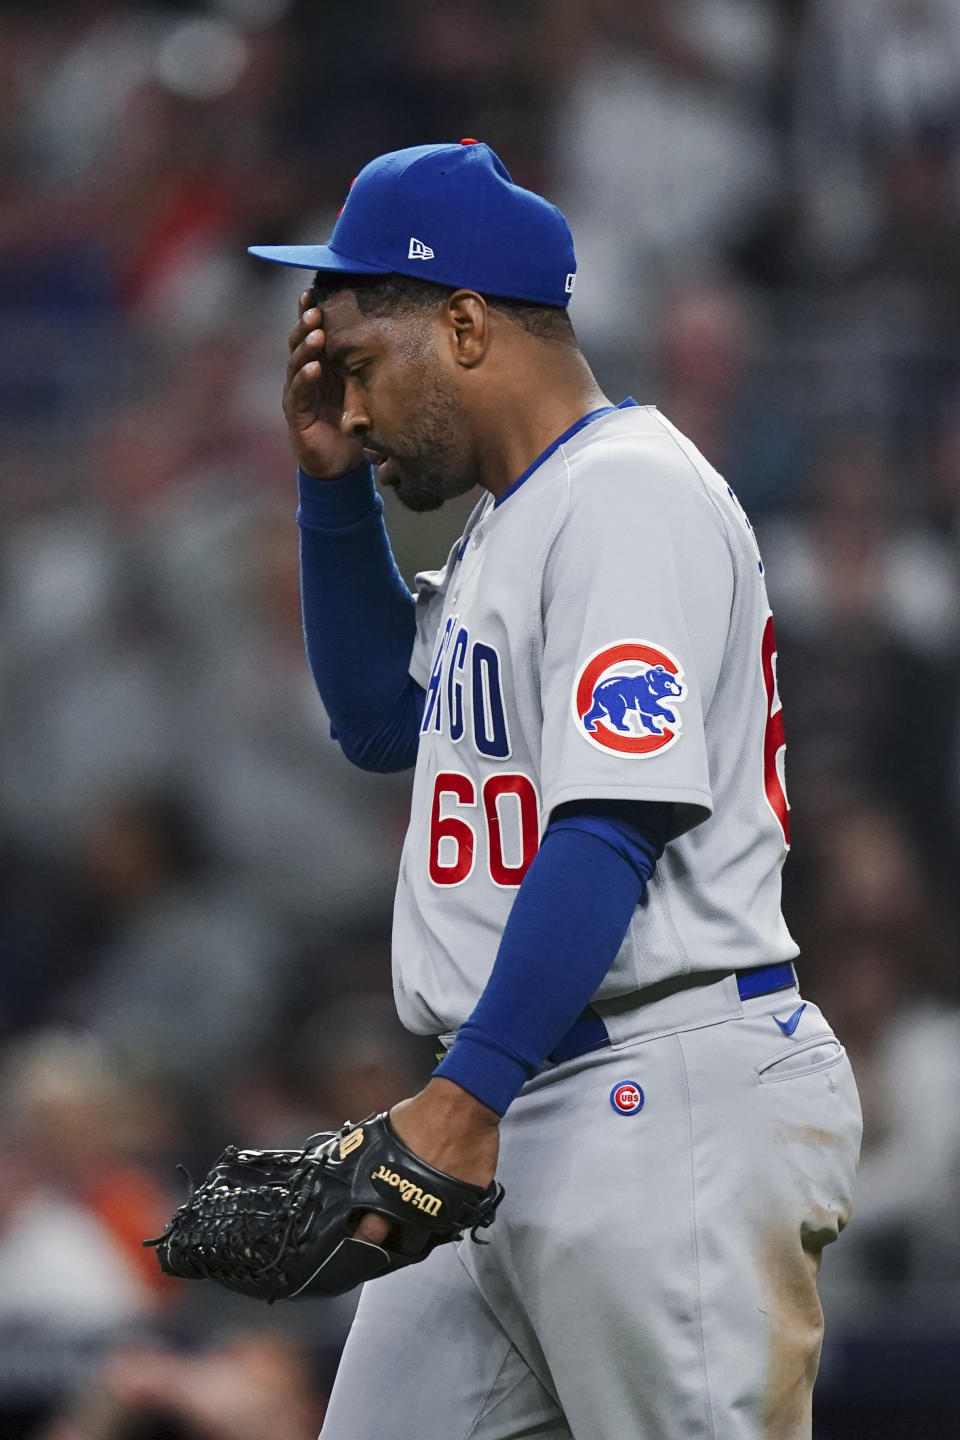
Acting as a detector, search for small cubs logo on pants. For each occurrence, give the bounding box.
[610,1081,645,1114]
[573,640,687,756]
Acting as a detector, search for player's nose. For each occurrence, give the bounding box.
[340,404,371,440]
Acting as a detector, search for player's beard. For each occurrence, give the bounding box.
[382,357,479,512]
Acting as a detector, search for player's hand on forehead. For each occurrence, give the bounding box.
[287,287,324,366]
[283,285,364,479]
[285,288,332,402]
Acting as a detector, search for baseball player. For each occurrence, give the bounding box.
[249,141,861,1440]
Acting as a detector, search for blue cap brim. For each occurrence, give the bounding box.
[247,244,388,274]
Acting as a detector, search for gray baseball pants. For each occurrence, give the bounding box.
[321,975,861,1440]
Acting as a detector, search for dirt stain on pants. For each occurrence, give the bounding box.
[761,1208,845,1439]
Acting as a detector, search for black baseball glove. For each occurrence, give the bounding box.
[144,1112,504,1302]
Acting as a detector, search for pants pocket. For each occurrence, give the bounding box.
[755,1035,846,1084]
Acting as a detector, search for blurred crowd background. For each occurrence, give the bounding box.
[1,1,959,1436]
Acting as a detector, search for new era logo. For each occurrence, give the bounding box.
[408,237,435,260]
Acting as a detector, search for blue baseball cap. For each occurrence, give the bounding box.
[248,140,577,308]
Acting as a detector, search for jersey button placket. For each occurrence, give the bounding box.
[453,520,486,614]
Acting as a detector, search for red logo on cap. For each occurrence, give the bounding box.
[337,176,358,218]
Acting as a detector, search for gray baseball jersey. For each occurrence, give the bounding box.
[392,401,798,1039]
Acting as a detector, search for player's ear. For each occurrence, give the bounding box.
[444,290,489,368]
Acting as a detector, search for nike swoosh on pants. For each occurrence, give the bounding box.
[773,1003,807,1037]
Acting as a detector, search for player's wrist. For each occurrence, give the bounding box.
[389,1080,499,1191]
[296,459,371,484]
[296,463,380,531]
[290,427,366,480]
[410,1076,500,1129]
[432,1036,529,1119]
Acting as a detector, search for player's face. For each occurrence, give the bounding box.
[320,289,480,512]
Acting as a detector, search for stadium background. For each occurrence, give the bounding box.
[1,1,959,1435]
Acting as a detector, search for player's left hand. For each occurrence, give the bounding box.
[353,1078,499,1245]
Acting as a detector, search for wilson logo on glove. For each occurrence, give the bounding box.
[339,1127,366,1159]
[372,1165,443,1216]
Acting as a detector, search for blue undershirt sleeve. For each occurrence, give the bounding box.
[297,465,424,772]
[433,800,672,1116]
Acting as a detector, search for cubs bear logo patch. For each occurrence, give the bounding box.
[572,641,688,757]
